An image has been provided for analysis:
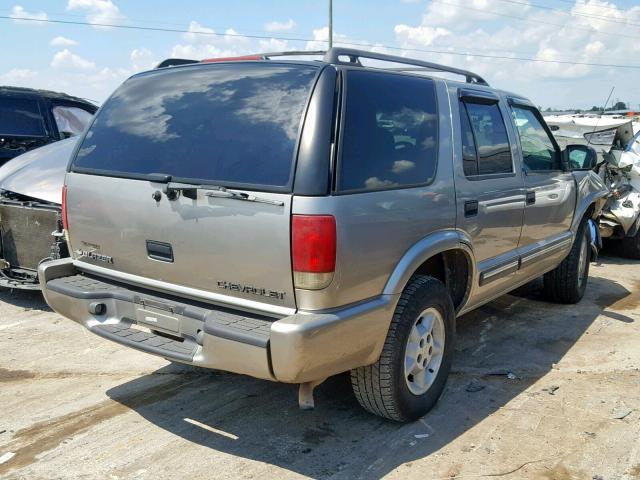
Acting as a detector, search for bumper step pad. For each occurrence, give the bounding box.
[48,273,276,357]
[93,323,198,362]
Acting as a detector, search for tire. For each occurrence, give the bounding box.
[621,230,640,259]
[350,275,455,422]
[543,218,591,304]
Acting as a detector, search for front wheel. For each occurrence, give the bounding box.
[350,275,455,422]
[543,219,591,304]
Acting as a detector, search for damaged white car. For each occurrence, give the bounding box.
[551,120,640,257]
[0,137,77,289]
[597,127,640,257]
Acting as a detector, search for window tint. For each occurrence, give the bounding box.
[0,97,45,136]
[461,101,512,176]
[338,71,438,192]
[72,63,319,189]
[511,106,560,171]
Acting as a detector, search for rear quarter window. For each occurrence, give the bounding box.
[337,71,438,192]
[72,63,319,190]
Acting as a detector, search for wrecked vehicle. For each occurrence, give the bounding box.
[40,48,607,421]
[0,138,77,289]
[552,120,640,258]
[596,126,640,257]
[0,86,96,167]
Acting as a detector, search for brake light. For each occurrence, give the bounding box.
[292,215,336,290]
[61,185,69,231]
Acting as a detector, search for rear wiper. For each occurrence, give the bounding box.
[203,187,285,206]
[162,182,284,206]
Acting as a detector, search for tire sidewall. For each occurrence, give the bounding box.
[575,223,590,297]
[392,278,456,421]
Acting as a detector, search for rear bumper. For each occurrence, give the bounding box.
[39,259,397,383]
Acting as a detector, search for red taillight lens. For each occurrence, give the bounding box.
[61,185,69,231]
[292,215,336,290]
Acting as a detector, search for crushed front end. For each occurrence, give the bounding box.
[0,190,68,289]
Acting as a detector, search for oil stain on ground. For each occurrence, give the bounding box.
[0,368,36,383]
[0,374,208,476]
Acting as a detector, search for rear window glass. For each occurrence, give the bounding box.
[72,63,319,189]
[338,71,438,192]
[0,97,45,136]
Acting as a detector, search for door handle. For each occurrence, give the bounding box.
[464,200,479,217]
[526,191,536,205]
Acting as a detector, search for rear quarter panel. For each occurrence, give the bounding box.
[293,80,457,311]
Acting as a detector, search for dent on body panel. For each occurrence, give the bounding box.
[571,170,608,229]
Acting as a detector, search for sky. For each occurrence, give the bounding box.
[1,0,639,109]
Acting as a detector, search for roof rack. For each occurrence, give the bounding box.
[156,58,199,69]
[260,50,325,59]
[322,47,489,86]
[156,49,488,86]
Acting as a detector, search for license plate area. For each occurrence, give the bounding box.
[135,306,180,334]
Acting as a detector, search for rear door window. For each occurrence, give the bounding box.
[459,100,512,176]
[0,97,45,137]
[72,63,319,190]
[338,70,438,192]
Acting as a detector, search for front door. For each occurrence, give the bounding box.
[508,102,577,278]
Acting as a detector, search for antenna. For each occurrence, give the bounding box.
[328,0,333,49]
[587,86,615,147]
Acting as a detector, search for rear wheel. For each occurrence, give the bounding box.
[350,275,455,422]
[621,230,640,259]
[543,218,590,304]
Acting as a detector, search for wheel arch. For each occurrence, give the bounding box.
[382,230,476,313]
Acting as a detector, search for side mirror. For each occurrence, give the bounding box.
[565,144,598,171]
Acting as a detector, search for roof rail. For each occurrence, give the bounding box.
[322,47,489,86]
[260,50,326,59]
[156,58,199,69]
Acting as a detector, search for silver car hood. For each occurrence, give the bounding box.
[0,137,77,205]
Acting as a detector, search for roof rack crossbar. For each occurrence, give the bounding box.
[323,47,488,86]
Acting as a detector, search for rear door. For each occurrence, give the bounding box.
[66,62,322,313]
[452,88,526,305]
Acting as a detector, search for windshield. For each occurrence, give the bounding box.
[0,97,45,137]
[71,63,319,190]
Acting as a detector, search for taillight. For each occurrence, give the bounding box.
[292,215,336,290]
[61,185,69,231]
